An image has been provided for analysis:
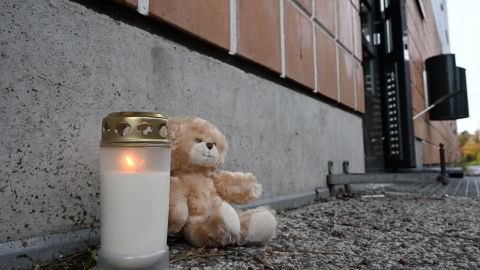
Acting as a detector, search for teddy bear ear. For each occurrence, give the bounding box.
[168,117,185,150]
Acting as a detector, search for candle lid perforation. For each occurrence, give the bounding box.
[101,112,170,147]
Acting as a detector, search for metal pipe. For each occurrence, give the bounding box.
[413,90,462,120]
[438,143,448,185]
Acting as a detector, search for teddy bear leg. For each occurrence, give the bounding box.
[183,201,241,247]
[236,207,277,246]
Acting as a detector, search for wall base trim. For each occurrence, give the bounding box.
[0,189,329,269]
[0,228,99,269]
[239,188,330,210]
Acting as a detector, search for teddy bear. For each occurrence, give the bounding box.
[167,116,277,247]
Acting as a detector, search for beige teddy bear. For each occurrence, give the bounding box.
[167,116,277,247]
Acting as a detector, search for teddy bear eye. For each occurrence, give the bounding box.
[195,138,202,143]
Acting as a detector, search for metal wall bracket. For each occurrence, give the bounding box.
[328,161,334,175]
[342,161,350,174]
[326,161,352,194]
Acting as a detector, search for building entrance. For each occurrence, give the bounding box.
[361,0,416,171]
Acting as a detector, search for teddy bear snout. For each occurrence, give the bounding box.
[206,143,214,150]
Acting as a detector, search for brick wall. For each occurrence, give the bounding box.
[115,0,457,166]
[115,0,365,113]
[406,0,458,164]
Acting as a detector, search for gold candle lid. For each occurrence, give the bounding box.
[101,112,170,147]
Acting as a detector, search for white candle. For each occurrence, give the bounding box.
[100,171,170,256]
[99,112,171,269]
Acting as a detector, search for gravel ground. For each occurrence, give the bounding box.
[168,192,480,270]
[33,191,480,269]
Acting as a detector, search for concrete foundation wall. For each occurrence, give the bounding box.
[0,0,364,243]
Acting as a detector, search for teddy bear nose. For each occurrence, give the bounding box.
[206,143,214,150]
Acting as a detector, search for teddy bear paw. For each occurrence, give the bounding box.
[245,211,277,245]
[250,183,263,199]
[168,223,183,235]
[219,202,241,236]
[243,172,257,182]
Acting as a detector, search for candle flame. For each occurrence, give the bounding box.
[122,153,145,172]
[125,155,136,168]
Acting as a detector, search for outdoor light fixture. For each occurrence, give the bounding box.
[99,112,170,270]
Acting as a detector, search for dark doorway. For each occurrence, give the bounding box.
[360,0,416,171]
[361,0,385,171]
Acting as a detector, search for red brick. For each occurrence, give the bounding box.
[336,0,354,52]
[285,1,315,89]
[353,10,362,60]
[237,0,281,72]
[414,115,427,141]
[351,0,359,9]
[338,46,355,108]
[315,26,337,100]
[296,0,313,14]
[314,0,335,35]
[355,60,364,113]
[149,0,230,49]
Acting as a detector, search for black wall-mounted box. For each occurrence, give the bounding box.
[454,67,469,119]
[425,54,469,120]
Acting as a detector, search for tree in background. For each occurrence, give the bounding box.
[459,130,480,165]
[459,131,471,147]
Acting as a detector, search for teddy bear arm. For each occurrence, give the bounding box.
[212,171,262,204]
[168,177,189,234]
